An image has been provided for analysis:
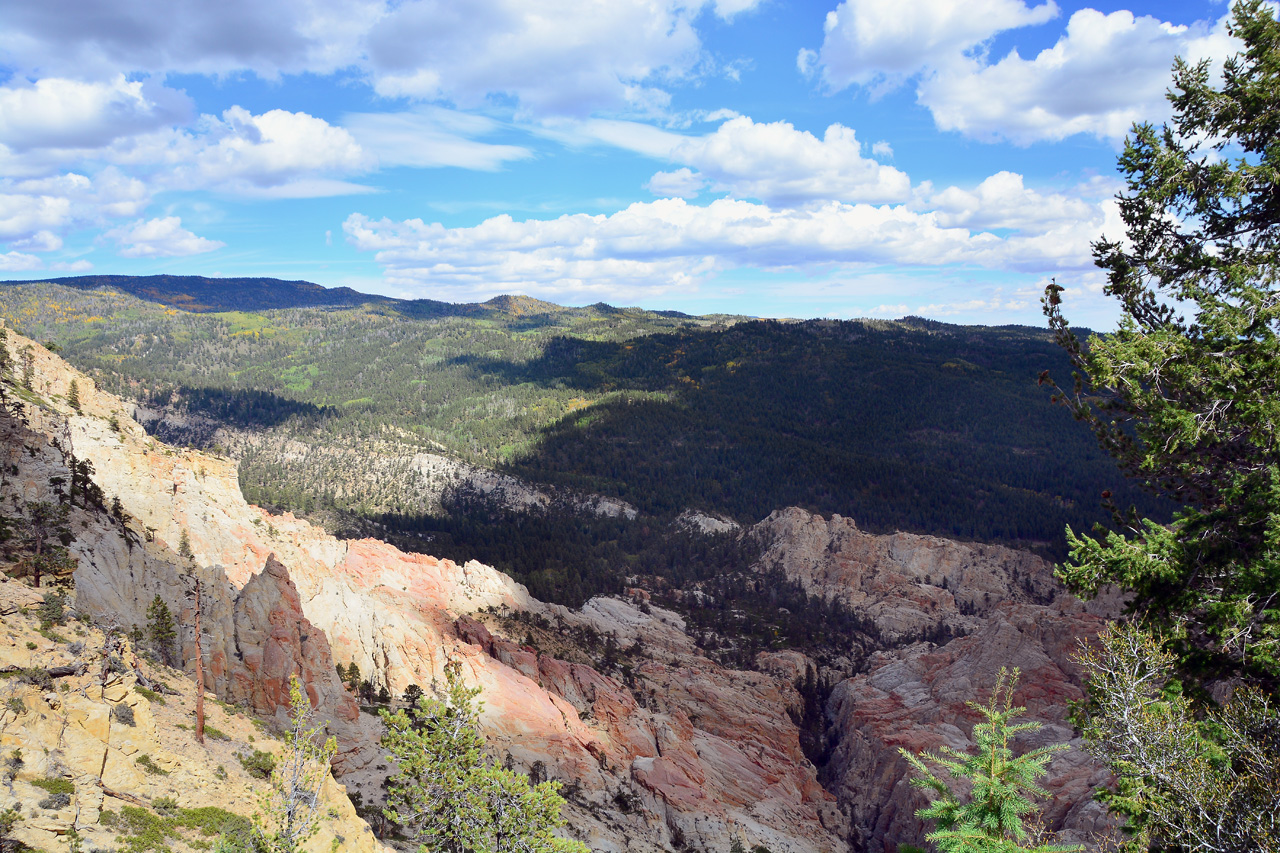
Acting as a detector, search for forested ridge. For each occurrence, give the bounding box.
[0,279,1166,610]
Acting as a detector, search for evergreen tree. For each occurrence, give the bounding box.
[1042,3,1280,848]
[1044,0,1280,682]
[17,501,73,588]
[380,659,587,853]
[67,379,80,413]
[900,669,1081,853]
[146,594,177,666]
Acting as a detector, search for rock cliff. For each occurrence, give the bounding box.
[0,327,1122,852]
[2,328,845,853]
[0,577,382,853]
[749,508,1119,851]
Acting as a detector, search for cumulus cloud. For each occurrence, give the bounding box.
[343,188,1110,302]
[0,251,43,271]
[647,168,706,198]
[804,0,1059,92]
[803,1,1238,144]
[0,188,75,242]
[10,231,64,252]
[0,76,191,153]
[920,9,1236,144]
[181,106,373,194]
[918,171,1098,230]
[669,117,911,205]
[103,216,224,257]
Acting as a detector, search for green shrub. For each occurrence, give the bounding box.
[152,797,178,816]
[175,806,252,842]
[203,725,231,742]
[133,686,165,705]
[135,755,169,776]
[117,804,174,853]
[30,777,75,796]
[37,593,67,627]
[238,749,275,780]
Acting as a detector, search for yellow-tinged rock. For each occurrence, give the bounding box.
[101,747,146,790]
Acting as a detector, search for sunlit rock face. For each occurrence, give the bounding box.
[4,327,1118,852]
[5,329,846,853]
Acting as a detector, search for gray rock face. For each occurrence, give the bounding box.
[748,508,1120,852]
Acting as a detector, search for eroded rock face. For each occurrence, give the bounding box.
[5,329,845,853]
[752,508,1063,644]
[750,508,1118,852]
[4,328,1119,852]
[0,581,383,853]
[826,602,1116,852]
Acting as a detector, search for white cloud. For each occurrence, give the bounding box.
[0,251,43,271]
[51,259,93,272]
[344,107,532,171]
[10,230,63,252]
[669,116,911,205]
[711,0,764,19]
[0,189,74,242]
[871,140,893,159]
[920,9,1237,144]
[181,107,373,194]
[0,76,191,153]
[803,1,1238,145]
[343,190,1110,302]
[104,216,224,257]
[919,171,1098,230]
[365,0,706,116]
[647,168,707,198]
[806,0,1059,92]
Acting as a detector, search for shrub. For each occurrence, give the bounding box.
[238,749,276,780]
[112,703,136,726]
[152,797,178,817]
[37,592,67,627]
[135,755,169,776]
[31,777,75,796]
[39,792,71,810]
[133,686,164,705]
[203,725,231,742]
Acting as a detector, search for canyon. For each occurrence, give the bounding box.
[1,326,1115,852]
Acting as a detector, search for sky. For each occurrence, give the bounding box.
[0,0,1243,326]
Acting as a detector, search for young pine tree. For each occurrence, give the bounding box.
[900,669,1081,853]
[146,595,177,666]
[254,675,337,853]
[380,659,587,853]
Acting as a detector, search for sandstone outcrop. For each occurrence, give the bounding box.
[2,329,845,853]
[749,508,1119,851]
[2,327,1123,852]
[0,577,383,853]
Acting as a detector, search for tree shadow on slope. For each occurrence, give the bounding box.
[489,319,1172,555]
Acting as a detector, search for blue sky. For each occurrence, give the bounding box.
[0,0,1239,326]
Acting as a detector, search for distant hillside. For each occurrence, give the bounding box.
[0,278,1166,605]
[0,273,710,322]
